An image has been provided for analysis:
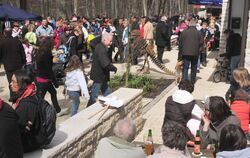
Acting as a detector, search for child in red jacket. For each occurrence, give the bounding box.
[230,89,250,134]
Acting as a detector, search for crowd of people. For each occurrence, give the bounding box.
[0,12,249,158]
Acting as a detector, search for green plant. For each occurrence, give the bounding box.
[108,75,123,89]
[109,74,155,94]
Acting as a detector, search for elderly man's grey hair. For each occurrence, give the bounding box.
[101,32,113,43]
[113,118,136,142]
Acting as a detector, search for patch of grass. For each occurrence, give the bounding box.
[109,74,155,95]
[109,74,174,98]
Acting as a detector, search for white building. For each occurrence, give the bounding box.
[220,0,250,70]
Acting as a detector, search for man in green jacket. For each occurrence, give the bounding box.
[95,118,146,158]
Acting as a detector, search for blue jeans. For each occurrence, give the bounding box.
[88,82,110,106]
[67,90,80,116]
[182,55,198,83]
[230,55,241,74]
[197,55,201,70]
[124,44,128,60]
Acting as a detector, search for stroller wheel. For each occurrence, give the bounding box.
[213,71,222,83]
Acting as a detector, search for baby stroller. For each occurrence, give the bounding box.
[52,45,70,85]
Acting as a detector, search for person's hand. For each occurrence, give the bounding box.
[206,144,212,150]
[202,114,211,132]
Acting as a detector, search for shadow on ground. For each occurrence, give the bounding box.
[207,51,219,59]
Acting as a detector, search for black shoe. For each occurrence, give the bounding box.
[197,70,200,73]
[114,57,118,63]
[202,62,207,67]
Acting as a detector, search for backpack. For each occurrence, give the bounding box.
[26,96,57,146]
[36,98,57,146]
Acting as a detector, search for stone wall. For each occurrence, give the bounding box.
[244,11,250,70]
[219,0,230,54]
[24,88,144,158]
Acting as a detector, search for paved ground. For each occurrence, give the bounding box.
[0,46,229,142]
[134,48,230,144]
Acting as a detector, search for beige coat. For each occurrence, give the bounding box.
[95,136,146,158]
[144,21,154,40]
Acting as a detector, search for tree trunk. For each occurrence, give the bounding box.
[114,0,117,18]
[20,0,27,10]
[161,0,166,15]
[91,0,95,17]
[157,0,162,17]
[73,0,77,14]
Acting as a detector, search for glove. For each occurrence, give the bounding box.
[113,66,117,74]
[105,64,117,73]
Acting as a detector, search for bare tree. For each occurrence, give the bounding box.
[2,0,196,19]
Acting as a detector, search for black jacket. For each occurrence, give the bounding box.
[90,42,116,83]
[226,33,242,58]
[36,51,57,86]
[163,96,195,126]
[0,101,23,158]
[163,95,195,140]
[67,34,78,57]
[0,36,26,71]
[155,21,169,47]
[15,95,41,152]
[179,26,203,56]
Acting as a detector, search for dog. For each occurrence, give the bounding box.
[175,60,183,84]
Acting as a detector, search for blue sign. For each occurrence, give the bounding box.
[188,0,222,6]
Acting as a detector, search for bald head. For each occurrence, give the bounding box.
[113,118,136,142]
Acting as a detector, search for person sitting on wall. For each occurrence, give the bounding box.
[0,97,23,158]
[94,118,146,158]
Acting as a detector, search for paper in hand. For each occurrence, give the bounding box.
[191,104,204,120]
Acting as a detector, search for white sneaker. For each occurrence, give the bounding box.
[56,108,69,117]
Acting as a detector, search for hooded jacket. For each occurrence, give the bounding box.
[164,90,195,126]
[65,68,90,100]
[95,136,146,158]
[163,90,195,140]
[216,148,250,158]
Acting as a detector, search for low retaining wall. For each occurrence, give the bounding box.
[24,87,143,158]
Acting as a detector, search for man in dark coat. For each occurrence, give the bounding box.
[155,16,170,63]
[0,98,23,158]
[224,30,242,74]
[179,19,203,84]
[88,33,117,106]
[0,28,26,101]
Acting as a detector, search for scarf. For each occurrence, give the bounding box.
[13,84,36,110]
[0,98,3,110]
